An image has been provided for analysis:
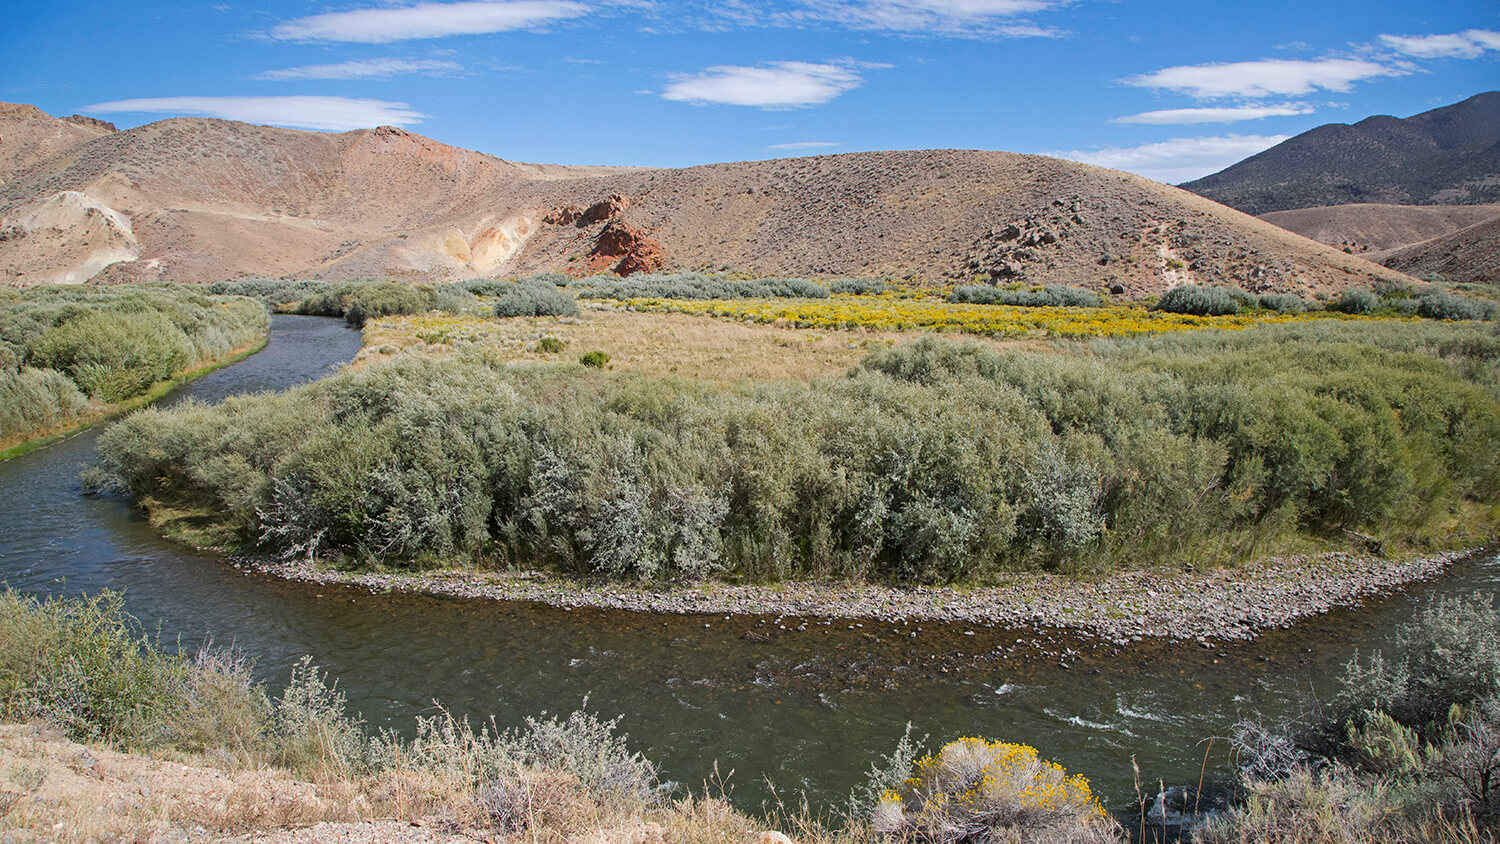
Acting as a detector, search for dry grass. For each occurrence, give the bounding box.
[358,305,1042,383]
[0,723,371,842]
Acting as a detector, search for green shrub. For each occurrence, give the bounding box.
[0,367,90,440]
[493,279,580,318]
[1153,284,1240,316]
[1333,288,1380,315]
[92,323,1500,584]
[1334,594,1500,733]
[829,277,890,295]
[1226,288,1260,310]
[1417,291,1498,321]
[580,350,611,368]
[1256,293,1309,314]
[298,281,433,327]
[577,272,830,301]
[949,284,1103,308]
[537,336,567,353]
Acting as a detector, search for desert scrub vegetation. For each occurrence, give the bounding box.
[0,284,267,452]
[491,277,580,318]
[1203,594,1500,842]
[948,283,1103,308]
[870,737,1118,843]
[576,271,831,300]
[93,320,1500,583]
[0,590,783,841]
[624,294,1367,339]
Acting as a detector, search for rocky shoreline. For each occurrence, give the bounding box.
[232,547,1485,645]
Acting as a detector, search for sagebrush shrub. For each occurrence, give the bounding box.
[493,279,580,318]
[949,284,1102,308]
[871,737,1117,843]
[1153,284,1240,316]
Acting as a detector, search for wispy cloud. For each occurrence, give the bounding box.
[786,0,1066,36]
[272,0,587,43]
[1112,103,1316,125]
[255,58,464,81]
[1379,29,1500,59]
[1123,58,1402,99]
[662,61,866,108]
[767,140,840,149]
[82,96,427,131]
[1047,134,1290,184]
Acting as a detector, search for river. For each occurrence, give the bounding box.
[0,313,1495,815]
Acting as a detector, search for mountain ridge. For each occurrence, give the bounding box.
[1181,91,1500,214]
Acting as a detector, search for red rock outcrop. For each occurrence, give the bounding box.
[588,219,664,276]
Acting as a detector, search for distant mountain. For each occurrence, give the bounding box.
[1181,92,1500,214]
[0,103,1414,295]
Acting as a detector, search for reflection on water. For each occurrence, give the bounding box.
[0,313,1494,811]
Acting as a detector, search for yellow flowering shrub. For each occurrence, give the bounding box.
[616,296,1380,339]
[871,737,1118,843]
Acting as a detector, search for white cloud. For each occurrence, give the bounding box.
[1112,103,1316,125]
[272,0,587,43]
[1379,29,1500,59]
[1046,134,1290,185]
[662,62,864,108]
[255,58,464,80]
[1124,58,1402,99]
[767,141,840,149]
[794,0,1066,34]
[82,96,428,131]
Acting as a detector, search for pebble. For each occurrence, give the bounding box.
[232,548,1476,645]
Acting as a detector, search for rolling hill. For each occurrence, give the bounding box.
[0,104,1414,296]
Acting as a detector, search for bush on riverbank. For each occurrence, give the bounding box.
[1205,595,1500,842]
[0,284,267,447]
[93,320,1500,583]
[0,590,784,839]
[871,737,1118,843]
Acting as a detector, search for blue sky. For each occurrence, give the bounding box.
[4,1,1497,183]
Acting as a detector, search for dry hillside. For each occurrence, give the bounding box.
[1260,202,1500,253]
[1379,215,1500,285]
[0,104,1415,296]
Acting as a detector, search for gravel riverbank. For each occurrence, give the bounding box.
[233,547,1483,645]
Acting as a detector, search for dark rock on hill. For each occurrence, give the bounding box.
[1182,92,1500,214]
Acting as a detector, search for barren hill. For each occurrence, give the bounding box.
[1182,92,1500,214]
[1379,215,1500,285]
[1260,202,1500,253]
[1,104,1413,295]
[0,103,116,187]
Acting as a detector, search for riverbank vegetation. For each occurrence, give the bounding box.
[92,317,1500,583]
[1,590,1492,842]
[1200,594,1500,843]
[0,284,267,457]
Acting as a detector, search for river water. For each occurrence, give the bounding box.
[1,313,1495,815]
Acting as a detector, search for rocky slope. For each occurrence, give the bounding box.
[1260,202,1500,254]
[1181,91,1500,214]
[1379,214,1500,285]
[0,104,1414,295]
